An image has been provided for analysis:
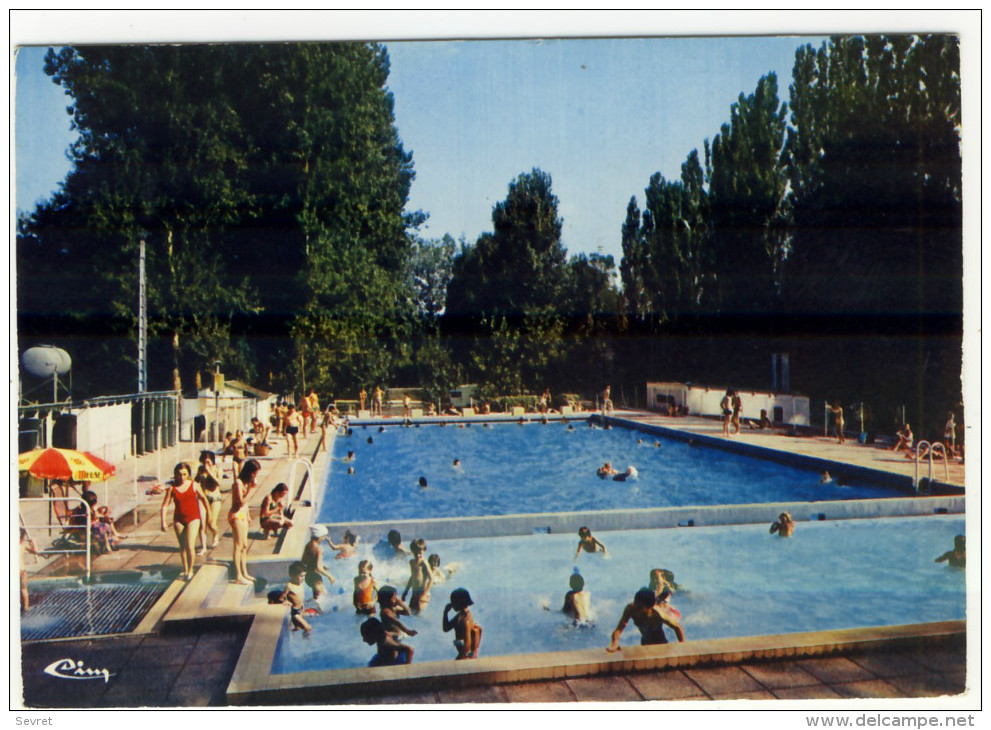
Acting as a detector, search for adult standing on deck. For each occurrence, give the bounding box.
[228,459,261,585]
[828,403,846,444]
[601,385,613,415]
[720,389,733,437]
[373,386,384,417]
[161,462,211,581]
[284,404,302,457]
[359,388,368,412]
[731,391,743,434]
[402,393,412,420]
[944,411,957,456]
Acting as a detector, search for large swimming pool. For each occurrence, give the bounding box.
[272,514,964,673]
[317,421,901,523]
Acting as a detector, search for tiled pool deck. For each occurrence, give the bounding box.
[15,412,972,707]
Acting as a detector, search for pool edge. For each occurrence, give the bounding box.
[226,619,966,705]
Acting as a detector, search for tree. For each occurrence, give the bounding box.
[18,42,418,399]
[707,73,789,315]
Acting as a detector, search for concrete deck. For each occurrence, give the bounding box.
[15,411,972,707]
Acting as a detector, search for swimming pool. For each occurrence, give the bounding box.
[271,514,964,673]
[318,421,904,523]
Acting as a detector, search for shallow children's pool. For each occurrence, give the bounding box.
[318,421,902,523]
[271,514,964,673]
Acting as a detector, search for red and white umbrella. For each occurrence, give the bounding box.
[17,447,117,482]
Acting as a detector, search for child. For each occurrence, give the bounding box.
[259,483,294,538]
[402,539,433,613]
[574,526,606,560]
[607,587,685,652]
[360,617,413,666]
[278,561,312,634]
[377,585,418,637]
[935,535,965,568]
[442,588,482,660]
[769,512,795,537]
[562,572,590,622]
[427,553,459,584]
[596,462,617,478]
[353,560,378,615]
[301,525,336,599]
[328,529,359,559]
[20,528,39,612]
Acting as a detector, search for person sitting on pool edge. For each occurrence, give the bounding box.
[443,588,482,660]
[935,535,965,568]
[769,512,795,537]
[606,587,685,652]
[361,617,414,666]
[575,526,606,560]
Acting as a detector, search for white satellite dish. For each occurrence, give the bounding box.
[22,346,72,377]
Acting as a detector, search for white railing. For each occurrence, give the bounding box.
[20,496,92,581]
[286,458,315,508]
[913,440,950,493]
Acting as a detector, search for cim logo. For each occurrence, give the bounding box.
[43,658,114,683]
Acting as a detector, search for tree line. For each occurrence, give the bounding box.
[17,35,962,439]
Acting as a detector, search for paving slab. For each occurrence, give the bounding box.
[829,679,905,699]
[794,656,877,684]
[846,650,930,678]
[566,676,642,702]
[502,680,577,703]
[436,685,508,704]
[741,661,821,688]
[626,670,707,700]
[885,673,968,698]
[772,685,844,700]
[684,665,766,696]
[710,689,779,701]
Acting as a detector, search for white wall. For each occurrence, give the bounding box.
[75,403,133,464]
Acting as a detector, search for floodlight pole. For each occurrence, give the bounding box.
[138,238,148,393]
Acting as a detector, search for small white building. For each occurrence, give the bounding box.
[182,378,277,441]
[645,382,810,426]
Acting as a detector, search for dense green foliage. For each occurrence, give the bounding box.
[17,35,961,438]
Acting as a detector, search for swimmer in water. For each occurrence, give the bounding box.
[443,588,482,660]
[328,529,360,558]
[562,572,591,622]
[385,529,410,556]
[769,512,795,537]
[575,526,606,560]
[820,471,832,484]
[377,585,417,637]
[935,535,965,568]
[606,587,685,652]
[418,476,428,488]
[596,462,618,479]
[613,465,638,482]
[648,568,681,598]
[353,560,378,615]
[402,539,433,613]
[427,553,459,584]
[452,458,461,468]
[361,617,413,666]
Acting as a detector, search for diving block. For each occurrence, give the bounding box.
[410,408,423,419]
[358,410,371,418]
[511,406,525,416]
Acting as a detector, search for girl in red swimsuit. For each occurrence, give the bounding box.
[161,462,210,581]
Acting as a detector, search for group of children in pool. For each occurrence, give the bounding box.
[273,517,965,666]
[273,526,478,665]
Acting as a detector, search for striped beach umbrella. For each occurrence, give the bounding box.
[17,447,117,482]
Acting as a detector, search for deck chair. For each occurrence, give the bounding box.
[47,481,92,552]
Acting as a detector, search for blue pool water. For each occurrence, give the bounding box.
[317,421,900,522]
[272,515,964,672]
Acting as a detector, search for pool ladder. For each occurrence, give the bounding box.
[287,457,315,508]
[913,441,949,494]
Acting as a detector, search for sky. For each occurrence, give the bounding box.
[10,9,979,271]
[13,35,816,266]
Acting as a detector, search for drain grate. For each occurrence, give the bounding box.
[21,582,170,641]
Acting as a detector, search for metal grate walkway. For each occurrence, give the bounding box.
[21,582,170,641]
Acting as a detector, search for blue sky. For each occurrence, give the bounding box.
[14,35,818,265]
